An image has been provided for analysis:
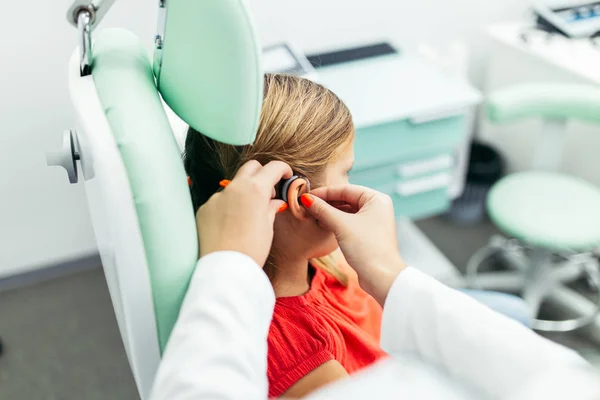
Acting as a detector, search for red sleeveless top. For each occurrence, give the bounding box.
[267,260,387,398]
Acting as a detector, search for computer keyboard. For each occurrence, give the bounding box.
[306,42,398,68]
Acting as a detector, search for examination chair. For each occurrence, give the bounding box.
[47,0,263,397]
[467,84,600,333]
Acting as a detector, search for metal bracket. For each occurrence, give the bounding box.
[66,0,116,76]
[66,0,116,28]
[153,0,168,77]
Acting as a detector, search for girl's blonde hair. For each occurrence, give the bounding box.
[183,73,354,285]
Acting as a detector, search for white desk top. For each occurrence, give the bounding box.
[488,22,600,85]
[313,53,481,128]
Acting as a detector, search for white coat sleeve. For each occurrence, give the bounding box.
[380,267,591,399]
[150,251,275,400]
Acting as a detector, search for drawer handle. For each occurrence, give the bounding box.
[397,155,454,178]
[408,109,465,124]
[396,173,452,197]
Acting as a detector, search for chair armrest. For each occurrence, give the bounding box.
[487,84,600,124]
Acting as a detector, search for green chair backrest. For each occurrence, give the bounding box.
[93,28,198,352]
[91,0,263,353]
[487,83,600,124]
[154,0,263,146]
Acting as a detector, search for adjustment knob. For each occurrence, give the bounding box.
[46,130,80,184]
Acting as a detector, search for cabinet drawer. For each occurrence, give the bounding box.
[349,163,397,188]
[350,152,455,189]
[391,189,450,219]
[396,154,454,179]
[372,172,453,219]
[353,115,465,170]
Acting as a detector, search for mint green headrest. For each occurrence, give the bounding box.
[154,0,263,145]
[92,28,198,352]
[487,83,600,124]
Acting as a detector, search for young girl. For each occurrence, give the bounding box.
[183,74,387,398]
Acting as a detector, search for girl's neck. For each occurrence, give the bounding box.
[272,255,311,298]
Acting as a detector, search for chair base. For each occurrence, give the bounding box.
[466,235,600,333]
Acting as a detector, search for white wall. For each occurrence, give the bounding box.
[1,0,529,278]
[250,0,531,87]
[0,0,157,278]
[480,34,600,187]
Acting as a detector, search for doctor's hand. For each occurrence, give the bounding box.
[196,160,293,267]
[302,185,407,305]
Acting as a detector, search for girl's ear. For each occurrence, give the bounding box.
[287,178,311,221]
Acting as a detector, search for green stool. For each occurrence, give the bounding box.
[466,84,600,332]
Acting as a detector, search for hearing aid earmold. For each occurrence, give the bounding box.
[276,175,310,203]
[219,175,310,203]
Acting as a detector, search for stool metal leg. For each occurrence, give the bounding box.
[467,237,600,333]
[524,254,600,332]
[469,272,526,292]
[522,248,556,317]
[466,235,528,292]
[549,284,600,344]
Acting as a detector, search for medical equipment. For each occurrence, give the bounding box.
[467,83,600,332]
[484,21,600,342]
[533,1,600,38]
[47,0,263,397]
[263,43,317,81]
[219,175,310,204]
[275,175,310,204]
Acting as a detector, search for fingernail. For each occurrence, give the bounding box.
[277,203,288,213]
[187,176,192,186]
[219,179,231,188]
[300,194,313,208]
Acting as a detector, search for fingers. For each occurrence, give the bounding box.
[254,161,293,190]
[270,199,289,216]
[310,184,377,210]
[233,161,293,197]
[332,204,357,214]
[302,194,346,234]
[326,201,358,213]
[234,160,262,179]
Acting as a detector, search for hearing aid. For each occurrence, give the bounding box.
[219,175,310,203]
[275,175,310,203]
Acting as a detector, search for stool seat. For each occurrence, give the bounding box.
[488,171,600,250]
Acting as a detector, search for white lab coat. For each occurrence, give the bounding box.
[150,252,600,400]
